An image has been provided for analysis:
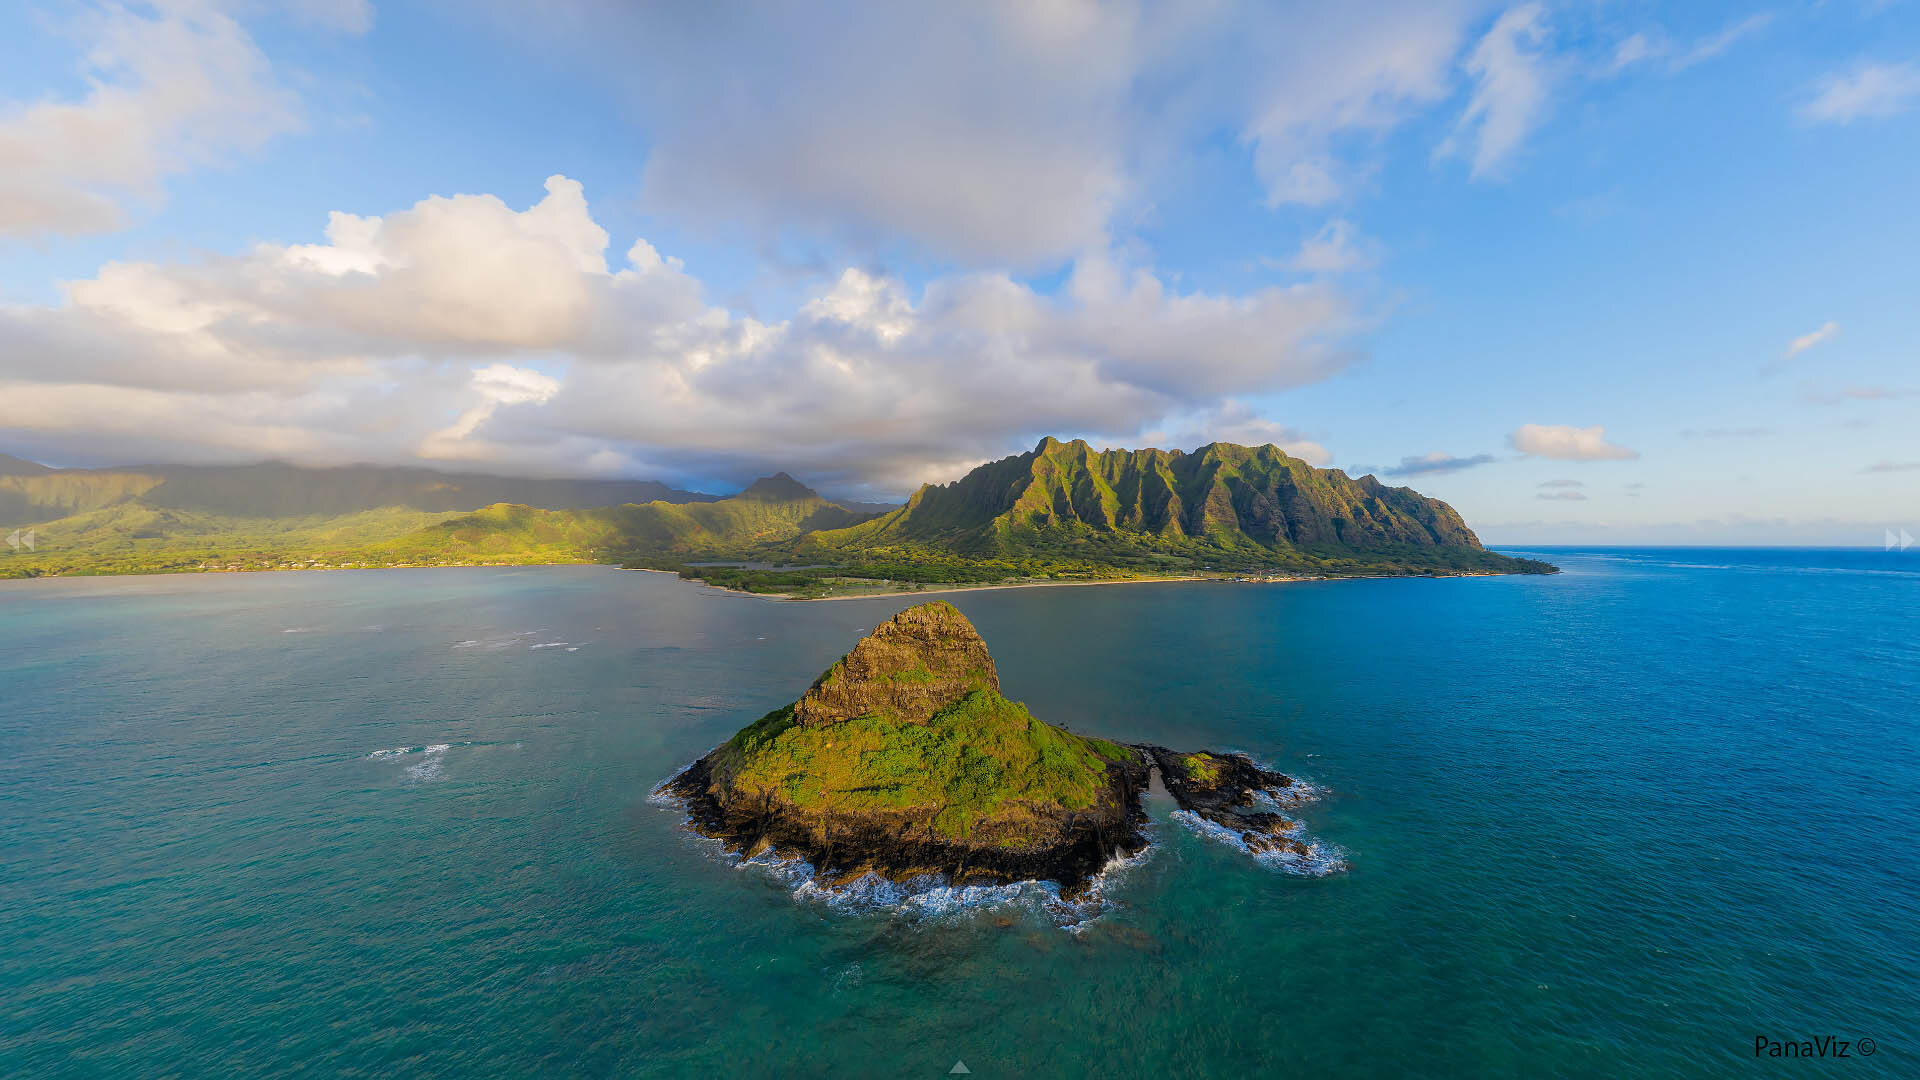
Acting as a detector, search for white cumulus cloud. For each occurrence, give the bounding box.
[0,177,1364,494]
[1508,423,1638,461]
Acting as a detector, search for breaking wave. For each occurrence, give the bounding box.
[651,774,1153,930]
[1170,808,1348,877]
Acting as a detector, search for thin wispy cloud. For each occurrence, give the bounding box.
[1609,15,1773,76]
[1383,451,1497,476]
[1863,461,1920,473]
[1279,220,1380,274]
[1536,490,1588,501]
[1799,61,1920,125]
[1538,478,1584,488]
[1783,322,1840,361]
[1671,15,1772,72]
[1440,4,1554,180]
[1801,385,1916,404]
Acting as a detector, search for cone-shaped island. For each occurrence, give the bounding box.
[662,601,1322,895]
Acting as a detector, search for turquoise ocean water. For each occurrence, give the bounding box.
[2,549,1916,1077]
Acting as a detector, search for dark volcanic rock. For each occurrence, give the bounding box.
[1145,747,1314,858]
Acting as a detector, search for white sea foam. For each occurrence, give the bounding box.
[652,779,1147,929]
[367,741,461,781]
[715,763,1153,919]
[1249,780,1324,813]
[1170,809,1348,876]
[406,744,451,781]
[529,642,570,650]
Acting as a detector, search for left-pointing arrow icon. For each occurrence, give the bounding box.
[5,529,19,551]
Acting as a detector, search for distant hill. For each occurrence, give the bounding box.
[797,437,1505,571]
[0,458,717,525]
[383,472,877,563]
[0,454,54,476]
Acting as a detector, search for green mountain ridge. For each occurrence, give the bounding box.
[806,436,1483,559]
[0,440,1553,586]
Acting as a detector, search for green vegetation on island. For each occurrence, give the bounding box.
[663,601,1337,893]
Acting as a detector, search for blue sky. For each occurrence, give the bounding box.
[1,0,1916,543]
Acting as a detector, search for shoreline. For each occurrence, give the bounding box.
[1,560,1526,594]
[768,574,1214,602]
[733,569,1517,602]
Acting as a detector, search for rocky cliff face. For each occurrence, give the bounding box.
[792,602,1000,727]
[805,437,1486,560]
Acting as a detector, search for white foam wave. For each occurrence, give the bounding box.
[1170,810,1347,876]
[366,741,461,781]
[1249,780,1324,813]
[528,642,571,650]
[406,744,451,781]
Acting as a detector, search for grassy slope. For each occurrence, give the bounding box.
[0,483,871,579]
[0,502,465,578]
[788,437,1536,580]
[380,490,866,564]
[709,690,1136,841]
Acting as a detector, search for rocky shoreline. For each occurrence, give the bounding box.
[661,742,1322,897]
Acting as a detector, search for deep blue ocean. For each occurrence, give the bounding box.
[3,549,1916,1078]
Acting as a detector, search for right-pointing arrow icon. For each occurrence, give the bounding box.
[1903,528,1915,552]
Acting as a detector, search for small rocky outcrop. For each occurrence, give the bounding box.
[1147,748,1315,858]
